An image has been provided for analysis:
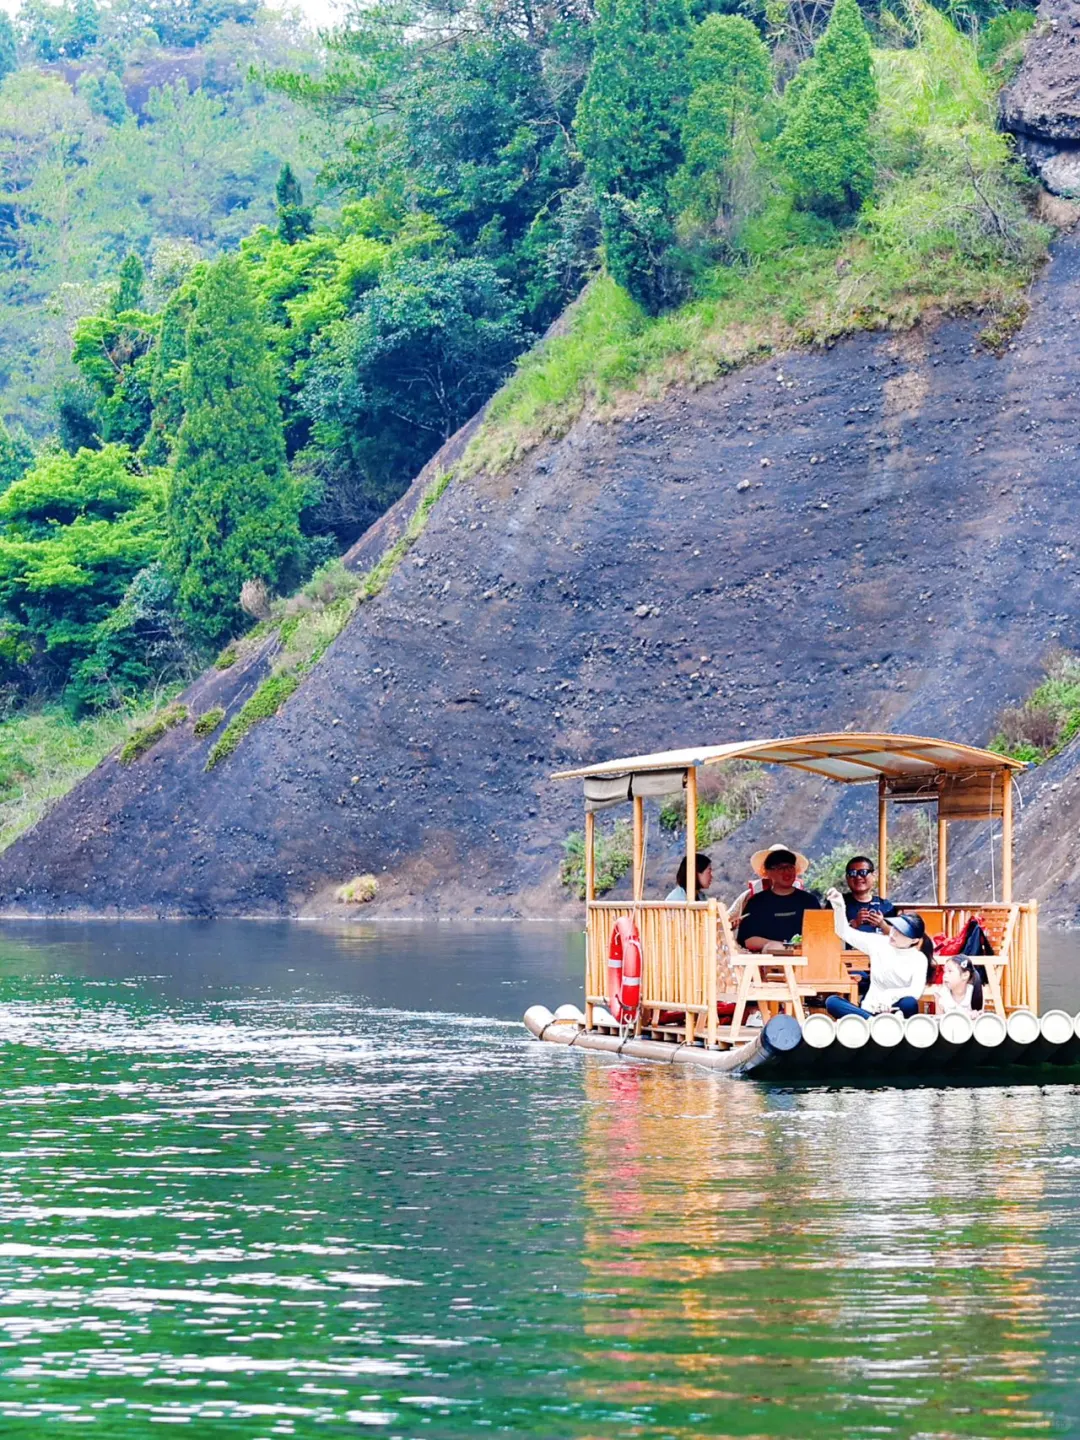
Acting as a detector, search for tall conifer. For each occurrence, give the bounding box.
[576,0,691,313]
[168,257,301,646]
[778,0,877,218]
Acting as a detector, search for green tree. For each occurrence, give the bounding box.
[777,0,877,218]
[299,256,527,545]
[168,256,301,646]
[112,252,145,315]
[275,163,313,244]
[80,71,129,125]
[576,0,692,313]
[0,420,33,491]
[672,15,772,228]
[0,14,17,82]
[141,284,193,464]
[0,444,166,698]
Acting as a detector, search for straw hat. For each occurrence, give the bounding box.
[750,843,810,878]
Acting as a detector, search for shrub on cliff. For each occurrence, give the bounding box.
[777,0,877,218]
[167,256,302,648]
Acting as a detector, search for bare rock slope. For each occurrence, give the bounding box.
[5,238,1080,921]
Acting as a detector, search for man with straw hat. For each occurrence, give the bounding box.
[735,844,821,955]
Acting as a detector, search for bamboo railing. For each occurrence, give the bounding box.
[586,901,717,1042]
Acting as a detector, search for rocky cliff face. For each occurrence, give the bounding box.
[4,236,1080,922]
[1003,0,1080,194]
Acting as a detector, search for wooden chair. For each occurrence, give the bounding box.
[797,909,862,1007]
[717,904,808,1035]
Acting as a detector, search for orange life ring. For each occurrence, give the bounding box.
[607,918,642,1023]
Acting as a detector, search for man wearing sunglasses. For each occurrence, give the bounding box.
[842,856,896,933]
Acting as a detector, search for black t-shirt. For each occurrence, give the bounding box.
[842,891,896,932]
[736,888,821,947]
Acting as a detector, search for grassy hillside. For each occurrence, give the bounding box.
[466,9,1051,475]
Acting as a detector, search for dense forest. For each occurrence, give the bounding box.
[0,0,1048,842]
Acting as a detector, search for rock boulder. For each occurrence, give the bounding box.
[1002,0,1080,193]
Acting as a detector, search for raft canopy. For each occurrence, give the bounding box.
[555,731,1026,912]
[552,732,1026,788]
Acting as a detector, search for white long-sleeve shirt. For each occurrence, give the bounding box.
[831,908,928,1013]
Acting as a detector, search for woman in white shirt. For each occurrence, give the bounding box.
[823,887,932,1018]
[932,955,983,1016]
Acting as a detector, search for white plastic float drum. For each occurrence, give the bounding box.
[939,1011,973,1045]
[1006,1009,1041,1045]
[972,1010,1007,1047]
[1040,1009,1074,1046]
[554,1004,585,1024]
[868,1010,905,1048]
[801,1013,836,1049]
[834,1013,870,1049]
[903,1012,938,1049]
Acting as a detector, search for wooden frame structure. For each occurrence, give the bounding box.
[554,732,1035,1048]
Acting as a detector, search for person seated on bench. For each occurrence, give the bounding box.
[932,955,984,1016]
[736,846,821,954]
[822,888,931,1018]
[841,855,896,933]
[666,852,713,902]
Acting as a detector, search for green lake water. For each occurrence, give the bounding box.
[0,920,1077,1438]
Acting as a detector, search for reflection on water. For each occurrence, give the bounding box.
[0,921,1073,1435]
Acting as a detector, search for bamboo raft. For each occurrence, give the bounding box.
[525,1005,1080,1084]
[525,731,1065,1086]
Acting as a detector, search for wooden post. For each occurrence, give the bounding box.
[685,766,698,901]
[877,777,889,898]
[706,899,718,1049]
[632,794,645,901]
[937,810,948,904]
[584,806,596,1031]
[1001,772,1013,904]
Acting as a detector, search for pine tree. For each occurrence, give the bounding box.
[275,164,313,245]
[777,0,877,218]
[168,257,301,646]
[576,0,691,313]
[0,13,17,81]
[673,15,772,226]
[112,252,145,315]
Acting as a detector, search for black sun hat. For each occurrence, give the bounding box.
[885,913,926,942]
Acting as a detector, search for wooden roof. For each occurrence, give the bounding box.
[552,732,1026,785]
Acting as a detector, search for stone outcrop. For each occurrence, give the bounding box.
[1002,0,1080,194]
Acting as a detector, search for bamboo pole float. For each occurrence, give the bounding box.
[937,811,948,904]
[632,794,645,901]
[685,766,698,902]
[878,778,889,898]
[1001,773,1013,904]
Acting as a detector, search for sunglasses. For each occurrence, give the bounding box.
[846,868,873,879]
